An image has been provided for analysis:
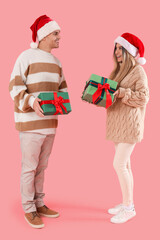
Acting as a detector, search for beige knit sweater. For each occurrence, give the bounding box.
[106,64,149,143]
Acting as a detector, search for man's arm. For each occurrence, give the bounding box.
[59,68,68,92]
[9,54,44,117]
[9,54,36,112]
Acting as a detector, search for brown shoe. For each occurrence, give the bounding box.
[37,205,59,218]
[24,211,44,229]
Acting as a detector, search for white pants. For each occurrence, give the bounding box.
[113,142,136,206]
[19,132,55,213]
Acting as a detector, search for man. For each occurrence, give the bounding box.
[9,15,68,229]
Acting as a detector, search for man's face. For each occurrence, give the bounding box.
[45,30,61,49]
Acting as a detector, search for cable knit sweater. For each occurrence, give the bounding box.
[106,64,149,143]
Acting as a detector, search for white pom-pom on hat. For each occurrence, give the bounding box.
[30,42,38,48]
[137,57,146,65]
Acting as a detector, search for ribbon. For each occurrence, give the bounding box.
[40,92,70,115]
[92,82,112,108]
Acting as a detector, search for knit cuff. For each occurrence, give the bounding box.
[118,87,126,98]
[28,95,36,109]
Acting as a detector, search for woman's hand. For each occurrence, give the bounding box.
[112,90,119,103]
[113,90,119,97]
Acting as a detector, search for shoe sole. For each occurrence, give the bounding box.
[24,216,45,229]
[38,212,60,218]
[110,213,136,224]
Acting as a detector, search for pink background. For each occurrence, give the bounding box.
[1,0,159,239]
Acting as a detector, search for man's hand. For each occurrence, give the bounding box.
[33,98,44,117]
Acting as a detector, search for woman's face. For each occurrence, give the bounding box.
[115,43,123,63]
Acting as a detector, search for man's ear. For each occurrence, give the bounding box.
[41,37,46,42]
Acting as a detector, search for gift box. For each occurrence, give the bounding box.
[82,74,118,109]
[38,92,72,115]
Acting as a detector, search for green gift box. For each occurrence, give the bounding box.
[82,74,118,108]
[38,92,72,115]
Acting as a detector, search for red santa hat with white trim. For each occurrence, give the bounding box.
[114,32,146,65]
[30,15,61,48]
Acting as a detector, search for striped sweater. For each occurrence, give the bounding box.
[9,48,67,134]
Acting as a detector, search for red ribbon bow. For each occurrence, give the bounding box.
[92,82,112,108]
[40,92,69,115]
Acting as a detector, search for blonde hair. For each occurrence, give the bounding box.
[109,44,139,87]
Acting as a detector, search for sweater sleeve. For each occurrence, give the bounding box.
[9,54,36,112]
[117,67,149,108]
[59,67,68,92]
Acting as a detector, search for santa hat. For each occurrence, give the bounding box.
[30,15,61,48]
[114,32,146,65]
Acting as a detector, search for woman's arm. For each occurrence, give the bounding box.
[117,68,149,108]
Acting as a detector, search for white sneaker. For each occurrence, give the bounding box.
[110,207,136,224]
[108,204,124,215]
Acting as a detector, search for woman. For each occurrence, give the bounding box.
[106,33,149,224]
